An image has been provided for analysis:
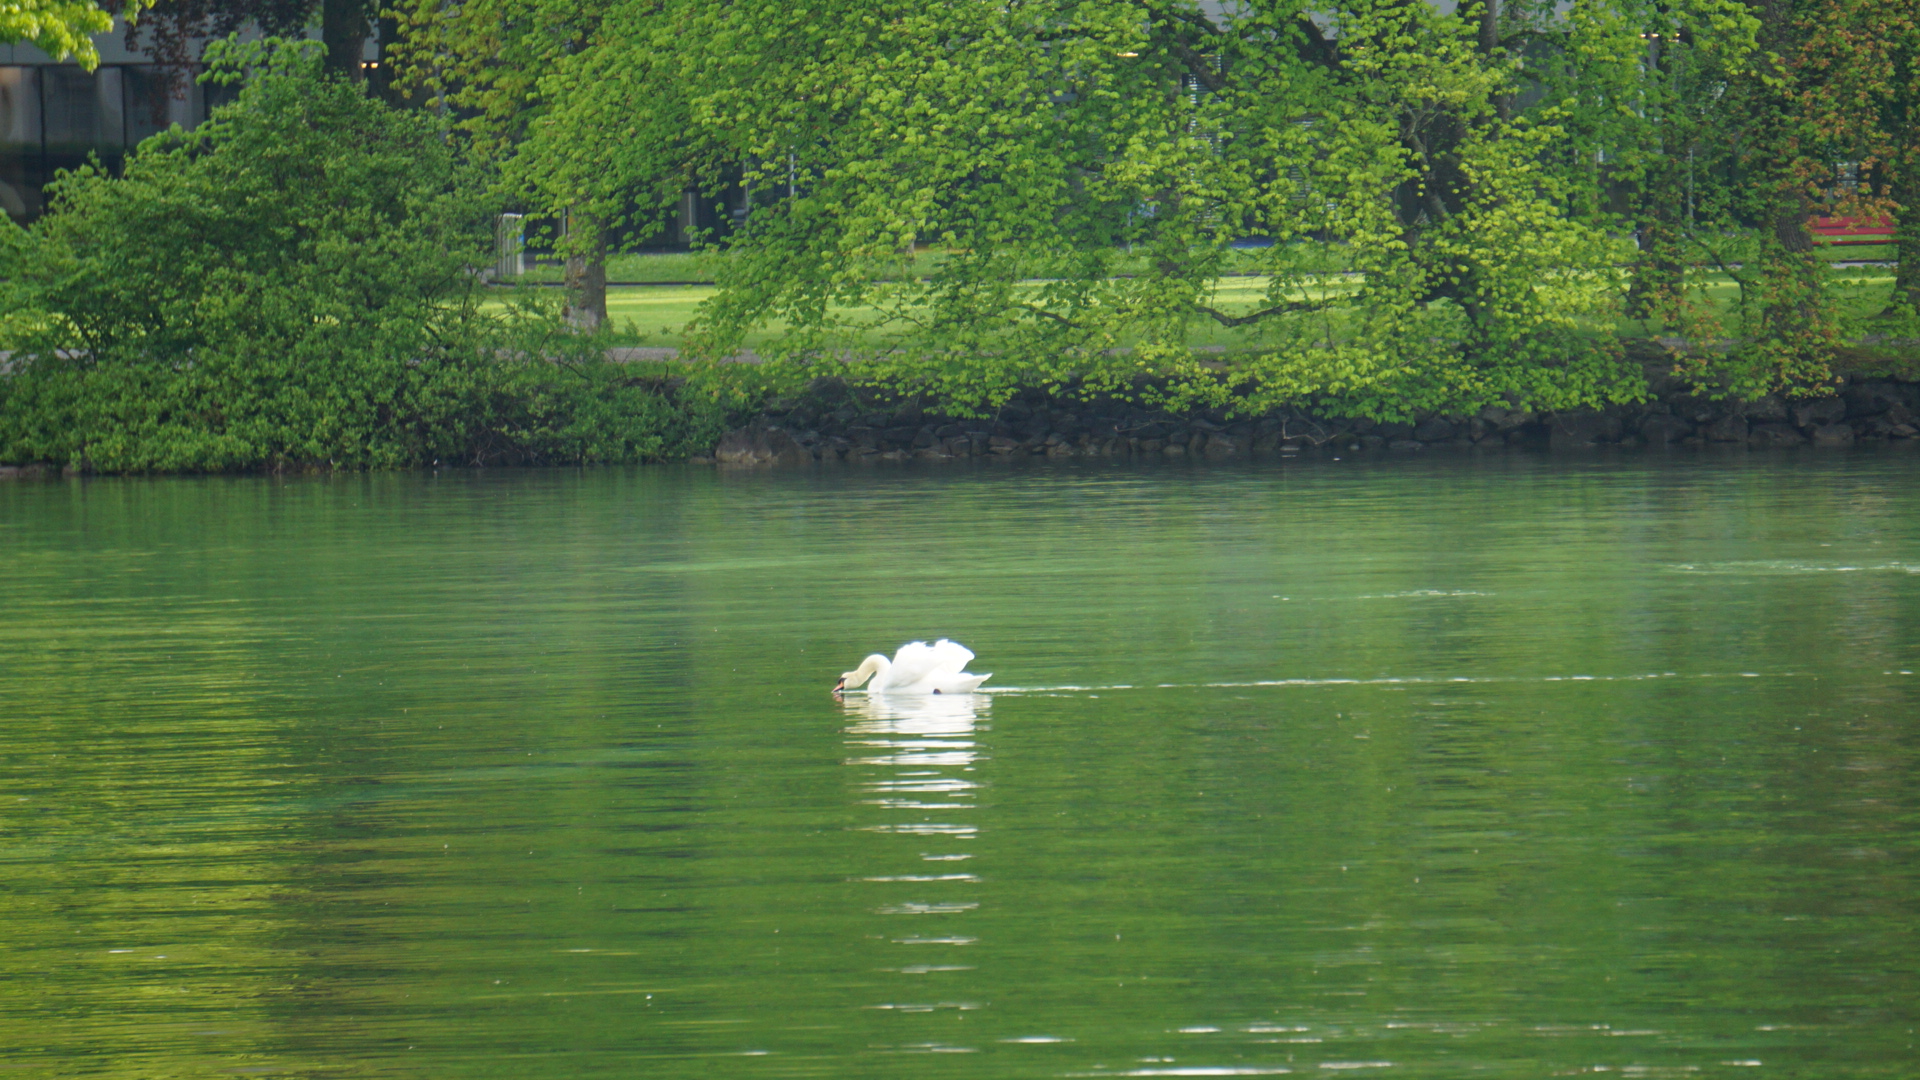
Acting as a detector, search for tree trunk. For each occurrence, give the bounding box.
[564,221,609,331]
[1473,0,1513,119]
[321,0,370,79]
[1773,189,1815,254]
[1889,175,1920,317]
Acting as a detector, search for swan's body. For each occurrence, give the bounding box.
[836,639,990,695]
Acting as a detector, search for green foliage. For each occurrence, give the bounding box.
[9,0,1911,464]
[503,0,1652,419]
[1545,0,1919,396]
[385,0,603,165]
[476,300,735,464]
[0,39,726,472]
[1791,0,1920,320]
[0,0,153,69]
[465,0,1910,419]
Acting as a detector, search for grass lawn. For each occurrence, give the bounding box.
[604,285,717,344]
[499,274,1364,349]
[1819,243,1895,262]
[486,265,1900,353]
[501,245,1331,286]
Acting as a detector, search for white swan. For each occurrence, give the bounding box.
[835,639,991,695]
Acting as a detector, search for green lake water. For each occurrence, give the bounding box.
[3,453,1917,1079]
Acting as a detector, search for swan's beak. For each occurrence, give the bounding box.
[833,677,846,692]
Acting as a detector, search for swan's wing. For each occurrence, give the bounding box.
[926,638,975,675]
[882,640,944,691]
[883,640,979,693]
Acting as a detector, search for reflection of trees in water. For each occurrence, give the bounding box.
[843,693,988,1045]
[0,634,319,1075]
[1,473,733,1074]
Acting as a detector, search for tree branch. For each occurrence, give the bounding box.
[1017,302,1084,329]
[1194,298,1333,327]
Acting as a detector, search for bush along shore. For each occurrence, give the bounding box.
[0,43,733,477]
[705,367,1920,467]
[7,364,1916,480]
[5,42,1913,480]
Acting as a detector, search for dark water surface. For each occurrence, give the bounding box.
[4,453,1918,1079]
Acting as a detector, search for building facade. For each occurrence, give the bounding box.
[0,32,236,222]
[2,25,375,224]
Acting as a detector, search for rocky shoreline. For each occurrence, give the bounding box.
[706,372,1920,465]
[6,368,1917,479]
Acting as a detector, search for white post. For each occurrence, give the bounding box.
[495,213,526,280]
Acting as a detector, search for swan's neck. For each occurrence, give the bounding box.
[855,654,889,688]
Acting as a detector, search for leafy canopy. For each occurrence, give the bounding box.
[1,0,155,68]
[508,0,1652,417]
[0,38,726,470]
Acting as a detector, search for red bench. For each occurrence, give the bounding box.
[1810,215,1895,245]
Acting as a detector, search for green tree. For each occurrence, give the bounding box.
[385,0,616,325]
[1543,0,1759,322]
[0,36,730,472]
[418,0,1911,414]
[0,38,498,470]
[1792,0,1920,318]
[549,0,1639,417]
[2,0,154,68]
[1552,0,1905,396]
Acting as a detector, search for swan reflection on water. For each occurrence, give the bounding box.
[842,689,986,1028]
[839,689,988,731]
[843,693,986,848]
[840,691,986,768]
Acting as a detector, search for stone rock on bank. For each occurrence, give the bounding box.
[698,373,1920,466]
[713,426,812,467]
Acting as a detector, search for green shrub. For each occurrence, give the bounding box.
[0,39,721,471]
[466,306,733,465]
